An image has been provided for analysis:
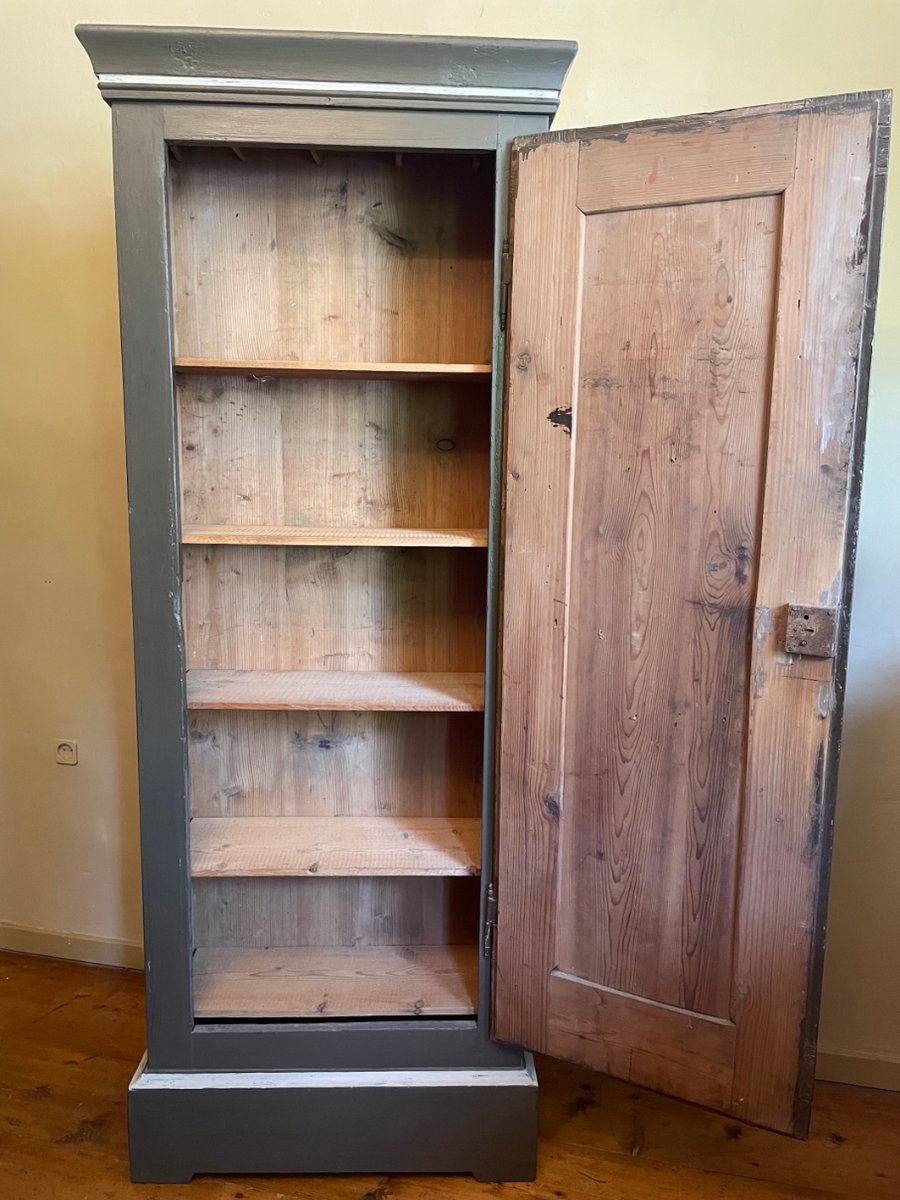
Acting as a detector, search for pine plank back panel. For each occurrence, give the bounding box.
[178,375,490,532]
[167,143,495,1021]
[493,94,890,1134]
[188,710,483,818]
[192,876,479,948]
[169,148,494,364]
[182,546,487,673]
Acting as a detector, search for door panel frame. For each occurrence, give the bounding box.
[492,91,891,1135]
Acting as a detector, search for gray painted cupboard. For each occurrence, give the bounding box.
[78,23,889,1184]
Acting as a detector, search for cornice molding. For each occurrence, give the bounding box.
[76,26,577,115]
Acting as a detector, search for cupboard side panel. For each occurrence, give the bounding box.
[112,102,193,1067]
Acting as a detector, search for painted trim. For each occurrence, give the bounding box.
[816,1050,900,1092]
[131,1053,538,1090]
[98,72,559,106]
[77,26,576,116]
[0,922,143,970]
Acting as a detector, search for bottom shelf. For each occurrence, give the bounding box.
[193,944,479,1019]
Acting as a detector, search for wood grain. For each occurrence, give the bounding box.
[182,546,487,673]
[175,359,492,377]
[547,970,736,1111]
[6,951,900,1200]
[190,815,481,877]
[191,877,479,949]
[188,710,483,817]
[177,375,490,533]
[192,944,479,1018]
[182,525,488,547]
[493,129,580,1055]
[494,95,887,1135]
[576,113,797,212]
[556,195,777,1020]
[169,143,495,1016]
[169,148,494,364]
[731,103,882,1130]
[193,940,480,1017]
[186,669,485,712]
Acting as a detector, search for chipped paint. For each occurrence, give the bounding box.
[752,607,774,699]
[815,681,834,720]
[819,416,835,454]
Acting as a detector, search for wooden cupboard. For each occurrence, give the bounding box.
[77,24,889,1183]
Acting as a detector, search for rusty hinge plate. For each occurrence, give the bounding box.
[785,605,838,657]
[482,882,498,957]
[499,240,512,332]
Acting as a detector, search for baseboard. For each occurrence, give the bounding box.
[816,1049,900,1091]
[0,921,143,969]
[127,1053,539,1182]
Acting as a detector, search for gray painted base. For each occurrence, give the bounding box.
[127,1053,539,1183]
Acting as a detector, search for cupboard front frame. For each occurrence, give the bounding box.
[113,99,542,1073]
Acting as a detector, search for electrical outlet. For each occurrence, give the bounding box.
[55,739,79,766]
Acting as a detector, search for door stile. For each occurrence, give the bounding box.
[492,136,580,1044]
[793,92,891,1137]
[478,110,558,1033]
[731,96,890,1132]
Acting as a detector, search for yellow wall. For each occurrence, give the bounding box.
[2,1,898,1079]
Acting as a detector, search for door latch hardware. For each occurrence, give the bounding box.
[784,604,838,657]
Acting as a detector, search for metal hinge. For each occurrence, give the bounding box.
[482,882,498,957]
[499,240,512,332]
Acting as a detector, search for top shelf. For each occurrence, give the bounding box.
[174,358,492,381]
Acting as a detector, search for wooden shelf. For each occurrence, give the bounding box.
[174,357,491,381]
[186,670,485,712]
[182,525,488,548]
[193,944,478,1019]
[191,816,481,878]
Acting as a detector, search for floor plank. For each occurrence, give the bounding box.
[0,950,897,1198]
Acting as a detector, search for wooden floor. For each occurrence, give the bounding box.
[1,951,897,1199]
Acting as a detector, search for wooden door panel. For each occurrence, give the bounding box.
[493,94,890,1135]
[557,194,777,1023]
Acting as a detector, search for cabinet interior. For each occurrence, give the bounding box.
[169,144,495,1020]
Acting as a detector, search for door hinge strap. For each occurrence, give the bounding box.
[482,882,498,957]
[499,240,512,333]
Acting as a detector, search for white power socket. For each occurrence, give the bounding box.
[55,739,79,766]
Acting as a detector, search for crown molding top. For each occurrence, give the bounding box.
[75,25,577,114]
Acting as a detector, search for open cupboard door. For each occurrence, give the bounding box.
[492,93,890,1135]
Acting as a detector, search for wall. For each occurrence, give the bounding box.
[1,0,897,1084]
